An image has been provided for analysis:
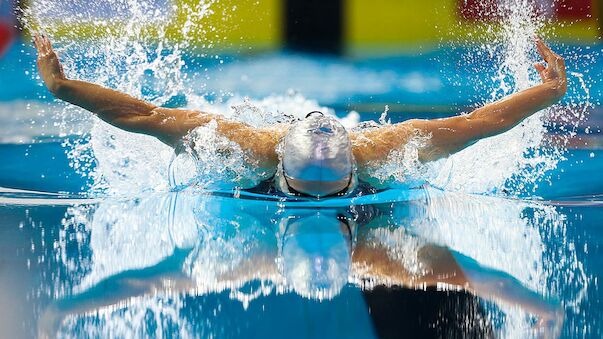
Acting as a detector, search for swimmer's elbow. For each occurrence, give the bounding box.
[108,111,164,136]
[466,114,515,140]
[109,114,180,147]
[50,78,70,99]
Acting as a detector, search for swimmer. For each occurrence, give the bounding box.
[34,34,567,197]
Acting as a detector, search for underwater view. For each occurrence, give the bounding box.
[0,0,602,338]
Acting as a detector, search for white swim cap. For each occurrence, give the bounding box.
[279,112,354,198]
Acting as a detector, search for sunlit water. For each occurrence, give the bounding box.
[0,0,601,338]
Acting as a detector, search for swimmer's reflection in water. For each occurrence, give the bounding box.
[33,34,567,198]
[38,193,563,338]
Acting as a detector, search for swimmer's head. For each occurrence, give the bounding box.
[280,112,354,198]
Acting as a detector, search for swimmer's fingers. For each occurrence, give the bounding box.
[34,33,67,92]
[41,34,54,54]
[36,34,62,68]
[534,37,566,88]
[535,37,562,64]
[533,63,546,82]
[38,34,49,54]
[539,38,557,57]
[33,33,53,56]
[535,37,553,62]
[33,33,44,54]
[535,37,549,61]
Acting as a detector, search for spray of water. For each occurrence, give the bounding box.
[22,0,217,194]
[46,186,587,337]
[351,0,592,197]
[428,0,590,196]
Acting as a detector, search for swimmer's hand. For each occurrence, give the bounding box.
[33,33,66,94]
[534,37,567,100]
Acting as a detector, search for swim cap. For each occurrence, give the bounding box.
[278,112,354,198]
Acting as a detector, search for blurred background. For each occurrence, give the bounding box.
[0,0,600,55]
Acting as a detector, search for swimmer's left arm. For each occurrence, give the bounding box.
[351,38,566,166]
[408,38,566,162]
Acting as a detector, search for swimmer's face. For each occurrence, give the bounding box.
[281,112,353,197]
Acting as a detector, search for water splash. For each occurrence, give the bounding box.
[357,130,432,189]
[409,187,587,337]
[23,0,363,196]
[13,1,596,338]
[23,0,219,195]
[341,0,592,196]
[429,0,591,196]
[172,119,271,190]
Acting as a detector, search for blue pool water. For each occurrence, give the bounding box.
[0,38,602,339]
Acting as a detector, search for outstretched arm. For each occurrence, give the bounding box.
[34,34,181,144]
[352,38,566,165]
[34,34,284,166]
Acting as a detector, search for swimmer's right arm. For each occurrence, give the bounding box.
[34,34,284,166]
[34,34,169,139]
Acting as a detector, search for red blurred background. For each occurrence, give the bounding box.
[460,0,594,20]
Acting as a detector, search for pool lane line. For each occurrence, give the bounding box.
[540,194,603,207]
[0,186,100,206]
